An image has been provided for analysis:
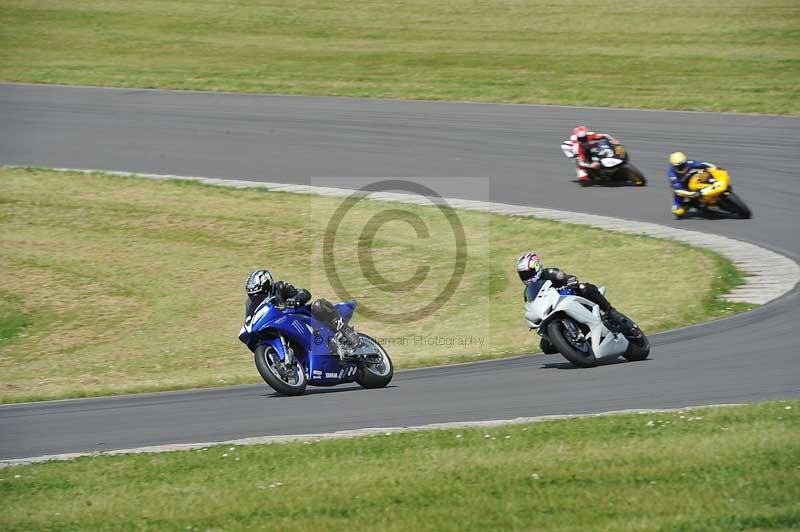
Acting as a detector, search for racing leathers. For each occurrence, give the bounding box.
[244,280,310,320]
[524,268,623,322]
[244,282,358,346]
[668,160,717,217]
[524,267,630,354]
[570,132,619,183]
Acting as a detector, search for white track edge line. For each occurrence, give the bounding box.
[0,403,747,467]
[14,165,799,306]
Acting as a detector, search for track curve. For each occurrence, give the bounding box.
[0,83,798,461]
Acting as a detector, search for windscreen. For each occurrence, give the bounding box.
[524,279,547,302]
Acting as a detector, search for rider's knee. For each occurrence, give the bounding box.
[310,298,338,324]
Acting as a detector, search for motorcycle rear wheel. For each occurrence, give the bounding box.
[547,320,598,368]
[622,330,651,361]
[354,333,394,389]
[254,343,307,396]
[719,192,752,219]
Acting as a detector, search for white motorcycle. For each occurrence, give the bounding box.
[560,138,647,187]
[524,279,650,367]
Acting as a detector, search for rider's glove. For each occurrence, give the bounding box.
[589,162,601,170]
[691,191,702,199]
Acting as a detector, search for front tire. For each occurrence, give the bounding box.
[547,320,598,368]
[719,192,752,219]
[254,343,307,396]
[626,163,647,186]
[354,333,394,389]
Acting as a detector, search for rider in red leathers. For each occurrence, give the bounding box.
[569,125,620,185]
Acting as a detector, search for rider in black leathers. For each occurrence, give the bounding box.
[523,267,623,321]
[517,253,631,352]
[243,269,358,346]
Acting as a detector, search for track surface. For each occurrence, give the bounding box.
[0,84,798,460]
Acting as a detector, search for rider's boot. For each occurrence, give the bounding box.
[334,318,359,349]
[607,308,637,335]
[539,338,558,354]
[577,168,593,187]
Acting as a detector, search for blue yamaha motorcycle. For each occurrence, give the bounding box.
[238,298,393,396]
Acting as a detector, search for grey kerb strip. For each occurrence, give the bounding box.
[41,167,799,306]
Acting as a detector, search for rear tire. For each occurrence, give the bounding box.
[623,330,651,361]
[719,192,751,219]
[354,333,394,389]
[547,320,598,368]
[254,343,307,396]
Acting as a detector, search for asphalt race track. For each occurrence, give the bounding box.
[0,83,798,461]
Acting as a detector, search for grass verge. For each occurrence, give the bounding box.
[1,401,798,531]
[1,0,798,113]
[0,167,749,403]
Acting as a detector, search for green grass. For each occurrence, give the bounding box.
[1,401,798,531]
[0,0,798,113]
[0,167,750,403]
[0,292,31,344]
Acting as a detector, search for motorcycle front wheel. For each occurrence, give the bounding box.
[625,163,647,186]
[254,343,307,396]
[354,333,394,389]
[547,320,598,368]
[719,192,752,219]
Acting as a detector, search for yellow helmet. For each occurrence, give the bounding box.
[669,151,688,172]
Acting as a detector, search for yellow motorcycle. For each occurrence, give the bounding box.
[685,168,751,219]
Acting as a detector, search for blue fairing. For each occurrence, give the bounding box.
[335,300,357,323]
[238,299,360,386]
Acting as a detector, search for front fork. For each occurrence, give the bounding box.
[278,335,294,366]
[562,319,583,342]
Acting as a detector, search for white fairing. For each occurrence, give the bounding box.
[601,157,623,168]
[560,140,577,158]
[524,281,628,360]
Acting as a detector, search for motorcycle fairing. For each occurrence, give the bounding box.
[688,168,731,205]
[525,281,629,360]
[601,157,624,168]
[335,300,357,323]
[241,300,359,386]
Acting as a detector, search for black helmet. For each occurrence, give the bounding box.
[245,269,273,295]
